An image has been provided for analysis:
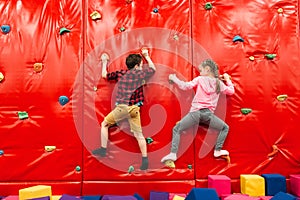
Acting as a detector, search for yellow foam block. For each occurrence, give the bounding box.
[240,174,265,196]
[173,195,185,200]
[19,185,52,200]
[52,196,61,200]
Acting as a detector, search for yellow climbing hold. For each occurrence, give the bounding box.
[278,8,283,13]
[0,72,4,82]
[33,63,43,73]
[164,160,175,169]
[90,11,101,20]
[44,146,56,152]
[277,94,288,102]
[249,56,255,61]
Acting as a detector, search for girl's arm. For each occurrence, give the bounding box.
[169,74,198,90]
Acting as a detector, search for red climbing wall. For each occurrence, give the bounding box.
[0,0,300,199]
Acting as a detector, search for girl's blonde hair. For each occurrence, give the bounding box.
[201,59,221,94]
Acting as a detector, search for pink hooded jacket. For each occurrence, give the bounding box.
[172,76,234,112]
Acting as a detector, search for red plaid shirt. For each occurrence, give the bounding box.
[107,67,155,106]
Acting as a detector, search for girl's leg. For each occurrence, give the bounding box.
[161,112,200,162]
[207,114,229,155]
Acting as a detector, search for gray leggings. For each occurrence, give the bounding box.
[171,108,229,153]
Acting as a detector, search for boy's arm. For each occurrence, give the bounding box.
[101,53,109,78]
[141,48,156,71]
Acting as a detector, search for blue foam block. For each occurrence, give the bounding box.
[270,192,296,200]
[185,188,219,200]
[262,174,287,196]
[60,195,80,200]
[149,191,169,200]
[133,193,144,200]
[81,196,101,200]
[102,195,137,200]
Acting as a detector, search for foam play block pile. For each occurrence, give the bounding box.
[208,175,231,197]
[261,173,286,196]
[19,185,52,200]
[240,174,265,196]
[185,188,219,200]
[290,174,300,197]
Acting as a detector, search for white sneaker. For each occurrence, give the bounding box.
[161,153,177,163]
[214,150,229,157]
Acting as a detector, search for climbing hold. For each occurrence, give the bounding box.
[59,27,71,35]
[204,2,213,10]
[268,145,278,157]
[0,150,4,156]
[126,0,133,3]
[93,86,98,91]
[277,8,283,13]
[187,164,192,169]
[119,27,126,32]
[58,96,69,106]
[1,25,11,34]
[173,34,179,41]
[0,72,4,82]
[164,160,175,169]
[128,165,134,173]
[232,35,244,42]
[277,94,288,102]
[249,56,255,61]
[240,108,252,115]
[146,137,153,144]
[33,63,43,73]
[44,146,56,152]
[90,11,102,20]
[265,54,276,60]
[18,111,29,120]
[75,166,81,172]
[153,8,159,13]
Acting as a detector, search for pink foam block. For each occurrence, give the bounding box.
[290,174,300,197]
[224,194,259,200]
[3,196,19,200]
[259,196,273,200]
[208,175,231,196]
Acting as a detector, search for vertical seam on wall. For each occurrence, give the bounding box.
[81,0,88,195]
[189,0,197,182]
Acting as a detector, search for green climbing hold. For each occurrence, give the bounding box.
[240,108,252,115]
[265,54,276,60]
[205,2,213,10]
[18,111,29,120]
[146,137,153,144]
[120,27,126,32]
[59,27,71,35]
[187,164,192,169]
[75,165,81,172]
[128,165,134,173]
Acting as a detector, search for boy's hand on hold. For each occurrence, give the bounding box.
[141,48,149,58]
[169,74,177,82]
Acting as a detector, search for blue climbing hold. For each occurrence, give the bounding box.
[59,27,71,35]
[1,25,11,34]
[153,8,159,13]
[233,35,244,42]
[59,96,69,106]
[0,150,4,156]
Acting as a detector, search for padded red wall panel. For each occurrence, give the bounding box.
[0,0,300,198]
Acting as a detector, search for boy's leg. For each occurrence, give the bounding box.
[128,106,148,170]
[161,112,200,162]
[93,105,128,157]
